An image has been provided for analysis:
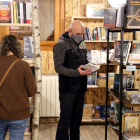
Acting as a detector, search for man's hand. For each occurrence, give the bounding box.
[78,65,93,76]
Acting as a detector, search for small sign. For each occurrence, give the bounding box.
[126,65,136,71]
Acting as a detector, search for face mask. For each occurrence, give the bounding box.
[71,34,83,45]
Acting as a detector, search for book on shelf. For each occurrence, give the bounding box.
[103,8,117,28]
[123,131,140,139]
[129,94,140,104]
[114,102,129,124]
[126,0,140,29]
[0,1,32,24]
[23,36,34,59]
[87,72,97,85]
[131,40,140,54]
[114,40,129,61]
[100,105,111,118]
[92,105,101,119]
[0,1,11,23]
[110,101,115,119]
[116,3,126,27]
[86,4,105,17]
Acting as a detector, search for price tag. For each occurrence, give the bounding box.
[126,65,136,71]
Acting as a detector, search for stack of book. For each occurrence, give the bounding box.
[0,1,32,24]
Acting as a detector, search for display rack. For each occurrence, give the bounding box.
[105,8,140,140]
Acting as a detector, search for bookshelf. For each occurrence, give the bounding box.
[0,23,32,27]
[72,16,104,21]
[105,7,140,140]
[84,40,114,43]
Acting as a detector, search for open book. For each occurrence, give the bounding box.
[82,63,100,71]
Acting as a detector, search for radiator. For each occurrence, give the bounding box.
[40,74,60,117]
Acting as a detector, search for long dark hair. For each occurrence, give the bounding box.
[0,34,24,59]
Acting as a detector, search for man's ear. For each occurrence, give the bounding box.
[68,29,72,37]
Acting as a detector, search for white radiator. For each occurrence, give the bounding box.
[40,74,60,117]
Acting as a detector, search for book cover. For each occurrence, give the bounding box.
[86,4,105,17]
[115,40,129,61]
[103,8,117,28]
[0,1,11,23]
[114,102,129,124]
[124,116,139,132]
[100,105,111,118]
[98,73,106,79]
[87,72,97,85]
[113,74,120,90]
[91,50,100,64]
[110,101,115,118]
[23,36,34,58]
[129,94,140,104]
[92,105,100,118]
[126,75,134,89]
[127,0,140,29]
[131,42,140,54]
[26,2,32,24]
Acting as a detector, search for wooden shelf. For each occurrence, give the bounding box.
[109,27,140,32]
[84,40,114,43]
[73,17,104,20]
[82,119,105,124]
[109,60,140,69]
[0,23,32,27]
[110,90,140,107]
[87,85,98,88]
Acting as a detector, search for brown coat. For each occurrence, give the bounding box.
[0,55,37,120]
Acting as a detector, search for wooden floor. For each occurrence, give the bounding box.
[39,122,118,140]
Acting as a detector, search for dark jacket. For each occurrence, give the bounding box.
[53,31,88,93]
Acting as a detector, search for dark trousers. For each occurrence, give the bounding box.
[56,92,85,140]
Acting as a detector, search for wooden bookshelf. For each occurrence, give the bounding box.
[0,23,32,27]
[84,40,114,43]
[109,90,140,107]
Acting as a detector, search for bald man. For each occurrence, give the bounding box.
[53,20,92,140]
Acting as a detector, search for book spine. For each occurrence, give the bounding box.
[20,2,24,23]
[23,2,26,23]
[16,3,19,23]
[11,2,14,23]
[26,3,32,24]
[95,28,97,40]
[13,1,17,23]
[17,2,20,23]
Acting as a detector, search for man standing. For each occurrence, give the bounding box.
[53,20,93,140]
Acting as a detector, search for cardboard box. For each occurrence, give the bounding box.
[97,78,114,87]
[83,104,93,118]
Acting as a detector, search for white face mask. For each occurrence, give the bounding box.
[71,33,83,45]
